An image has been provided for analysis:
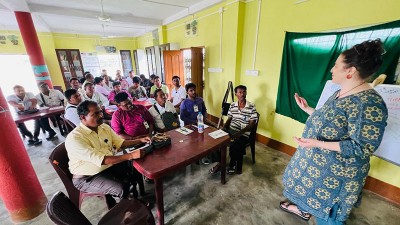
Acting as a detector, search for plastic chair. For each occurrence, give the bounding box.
[47,191,155,225]
[49,142,113,210]
[246,112,260,164]
[60,114,76,134]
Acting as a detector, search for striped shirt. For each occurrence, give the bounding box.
[227,101,257,136]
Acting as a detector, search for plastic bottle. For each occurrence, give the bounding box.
[197,112,204,133]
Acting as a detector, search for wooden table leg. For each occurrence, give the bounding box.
[220,146,226,184]
[155,178,164,225]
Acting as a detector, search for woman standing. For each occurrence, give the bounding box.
[280,39,388,224]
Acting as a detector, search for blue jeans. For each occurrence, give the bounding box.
[315,204,344,225]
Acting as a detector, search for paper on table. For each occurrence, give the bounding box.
[175,127,194,135]
[208,129,229,139]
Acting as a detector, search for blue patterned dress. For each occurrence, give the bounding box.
[283,89,388,221]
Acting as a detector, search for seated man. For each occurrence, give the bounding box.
[102,74,113,91]
[150,76,170,99]
[126,70,135,87]
[128,76,147,100]
[148,89,179,132]
[66,100,150,206]
[81,73,94,91]
[81,82,109,108]
[115,71,129,90]
[36,82,66,135]
[36,82,65,107]
[94,77,110,97]
[209,85,257,175]
[69,78,80,90]
[145,74,156,97]
[7,85,56,144]
[180,83,215,126]
[64,89,82,126]
[170,76,186,114]
[139,74,151,88]
[111,92,154,139]
[108,81,132,105]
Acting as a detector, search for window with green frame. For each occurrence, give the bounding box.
[276,20,400,123]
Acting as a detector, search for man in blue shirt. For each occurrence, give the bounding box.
[180,83,215,126]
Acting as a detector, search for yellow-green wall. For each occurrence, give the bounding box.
[0,32,136,90]
[136,0,400,188]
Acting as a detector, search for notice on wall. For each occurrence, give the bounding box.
[81,52,101,76]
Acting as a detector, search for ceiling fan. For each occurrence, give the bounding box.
[97,0,111,22]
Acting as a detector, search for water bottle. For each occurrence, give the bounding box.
[197,112,204,133]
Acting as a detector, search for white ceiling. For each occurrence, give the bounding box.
[0,0,222,37]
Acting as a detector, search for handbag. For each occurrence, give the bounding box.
[151,133,171,149]
[152,137,171,149]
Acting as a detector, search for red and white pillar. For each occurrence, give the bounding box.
[0,88,47,222]
[14,11,53,88]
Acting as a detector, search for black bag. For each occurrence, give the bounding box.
[153,104,180,131]
[17,108,39,115]
[152,137,171,149]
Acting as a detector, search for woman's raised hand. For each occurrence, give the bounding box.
[294,93,315,115]
[294,93,308,109]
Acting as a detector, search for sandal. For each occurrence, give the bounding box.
[279,201,311,221]
[209,164,221,174]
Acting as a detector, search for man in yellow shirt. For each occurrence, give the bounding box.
[65,100,150,206]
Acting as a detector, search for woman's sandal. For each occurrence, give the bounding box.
[279,201,311,221]
[209,164,221,174]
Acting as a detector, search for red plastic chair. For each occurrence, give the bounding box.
[49,142,114,209]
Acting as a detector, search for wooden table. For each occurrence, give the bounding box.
[132,126,230,225]
[12,107,66,135]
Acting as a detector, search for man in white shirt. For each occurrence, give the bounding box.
[81,73,95,91]
[7,85,42,145]
[81,82,109,108]
[94,77,110,97]
[36,82,65,107]
[64,89,82,126]
[69,78,80,90]
[126,70,135,87]
[101,74,113,91]
[148,89,179,132]
[36,82,66,136]
[170,76,186,114]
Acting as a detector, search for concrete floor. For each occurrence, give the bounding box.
[1,129,400,225]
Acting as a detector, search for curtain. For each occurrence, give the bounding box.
[276,20,400,123]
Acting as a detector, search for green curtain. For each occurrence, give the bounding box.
[276,20,400,123]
